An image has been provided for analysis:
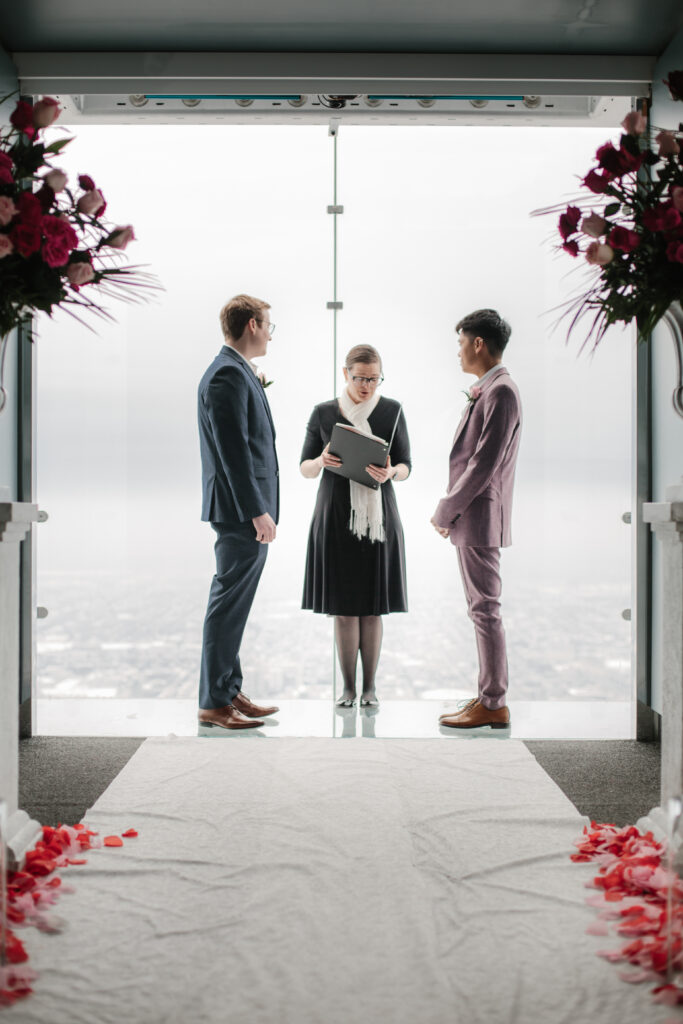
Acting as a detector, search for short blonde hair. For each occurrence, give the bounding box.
[219,294,271,340]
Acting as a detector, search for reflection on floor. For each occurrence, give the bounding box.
[36,697,634,739]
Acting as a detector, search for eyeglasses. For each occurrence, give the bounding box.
[348,374,384,387]
[257,320,276,336]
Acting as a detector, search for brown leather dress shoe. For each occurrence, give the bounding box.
[440,699,510,730]
[439,697,478,722]
[198,705,264,730]
[232,692,279,718]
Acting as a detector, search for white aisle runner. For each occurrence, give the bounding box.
[9,738,670,1024]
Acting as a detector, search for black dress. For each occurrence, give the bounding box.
[300,397,411,616]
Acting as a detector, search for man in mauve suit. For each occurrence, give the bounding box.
[197,294,280,730]
[431,309,522,729]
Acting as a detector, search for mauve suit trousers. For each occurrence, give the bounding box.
[457,546,508,710]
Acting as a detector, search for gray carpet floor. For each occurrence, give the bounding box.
[19,736,660,829]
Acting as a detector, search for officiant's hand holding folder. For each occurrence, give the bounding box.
[326,423,390,490]
[326,406,403,490]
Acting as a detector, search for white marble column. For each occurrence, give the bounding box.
[643,480,683,811]
[0,500,42,866]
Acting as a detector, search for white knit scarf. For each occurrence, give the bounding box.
[338,386,385,543]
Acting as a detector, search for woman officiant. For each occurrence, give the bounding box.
[300,344,411,708]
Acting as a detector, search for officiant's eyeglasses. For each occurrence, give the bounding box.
[257,320,276,336]
[348,374,384,386]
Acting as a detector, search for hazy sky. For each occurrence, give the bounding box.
[34,123,631,585]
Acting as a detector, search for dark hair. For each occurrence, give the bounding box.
[456,309,511,357]
[345,344,382,370]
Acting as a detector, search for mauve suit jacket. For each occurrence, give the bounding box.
[433,366,522,548]
[198,345,279,525]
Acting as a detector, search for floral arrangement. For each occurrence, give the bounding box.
[539,71,683,348]
[0,95,157,340]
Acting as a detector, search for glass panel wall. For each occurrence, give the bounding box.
[339,125,631,702]
[36,122,631,707]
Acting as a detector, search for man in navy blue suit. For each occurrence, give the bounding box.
[197,294,280,730]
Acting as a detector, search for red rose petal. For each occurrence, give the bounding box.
[103,836,123,847]
[121,829,138,838]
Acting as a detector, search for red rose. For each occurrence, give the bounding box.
[559,205,581,241]
[78,174,96,191]
[41,214,78,267]
[11,222,42,257]
[17,192,42,224]
[608,226,641,252]
[596,142,643,178]
[642,202,681,232]
[583,169,612,194]
[0,151,13,184]
[666,240,683,263]
[0,152,12,171]
[10,100,36,138]
[562,239,580,257]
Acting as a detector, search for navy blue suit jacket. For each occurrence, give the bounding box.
[198,346,279,524]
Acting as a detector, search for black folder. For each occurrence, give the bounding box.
[327,423,389,490]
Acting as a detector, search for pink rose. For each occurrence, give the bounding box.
[585,242,614,266]
[656,131,680,157]
[469,386,482,400]
[41,214,78,267]
[581,212,608,238]
[44,169,68,192]
[672,187,683,212]
[66,262,95,286]
[32,98,61,129]
[0,234,14,259]
[0,196,18,227]
[621,110,647,136]
[105,225,135,250]
[76,189,105,216]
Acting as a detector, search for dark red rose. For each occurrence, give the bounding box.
[41,214,78,267]
[596,141,643,177]
[0,166,13,185]
[36,184,55,212]
[11,222,42,257]
[559,205,582,241]
[10,100,36,138]
[608,226,641,252]
[0,152,12,171]
[17,192,42,224]
[78,174,96,191]
[562,239,580,257]
[664,70,683,102]
[583,169,612,194]
[666,240,683,263]
[642,202,682,232]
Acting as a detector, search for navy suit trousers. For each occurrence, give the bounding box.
[199,522,268,709]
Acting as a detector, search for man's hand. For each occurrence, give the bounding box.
[252,512,277,543]
[430,516,450,539]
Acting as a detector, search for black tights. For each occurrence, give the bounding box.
[334,615,383,699]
